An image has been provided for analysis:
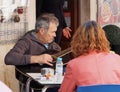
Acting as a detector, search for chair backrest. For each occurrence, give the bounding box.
[77,84,120,92]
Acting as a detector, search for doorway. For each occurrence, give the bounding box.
[36,0,80,49]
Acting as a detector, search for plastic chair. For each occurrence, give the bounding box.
[77,84,120,92]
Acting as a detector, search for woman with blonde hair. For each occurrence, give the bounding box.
[59,21,120,92]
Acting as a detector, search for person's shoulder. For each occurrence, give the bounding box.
[24,29,35,36]
[107,52,120,60]
[67,56,81,65]
[20,29,35,40]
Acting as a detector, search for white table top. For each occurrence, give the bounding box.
[27,73,64,85]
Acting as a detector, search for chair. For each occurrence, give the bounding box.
[77,84,120,92]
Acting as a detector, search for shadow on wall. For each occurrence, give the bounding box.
[103,25,120,55]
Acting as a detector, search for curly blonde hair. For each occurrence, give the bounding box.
[71,21,110,57]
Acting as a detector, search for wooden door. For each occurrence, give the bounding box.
[60,0,81,50]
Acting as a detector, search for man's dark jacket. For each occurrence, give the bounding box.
[4,30,61,87]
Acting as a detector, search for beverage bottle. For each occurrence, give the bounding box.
[55,57,63,81]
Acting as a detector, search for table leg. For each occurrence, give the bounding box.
[26,77,33,92]
[41,85,58,92]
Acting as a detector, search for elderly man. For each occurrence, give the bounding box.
[5,13,61,92]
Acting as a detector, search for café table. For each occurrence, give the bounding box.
[26,73,64,92]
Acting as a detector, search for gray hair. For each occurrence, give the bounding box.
[35,13,59,32]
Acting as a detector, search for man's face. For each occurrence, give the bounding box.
[42,22,57,43]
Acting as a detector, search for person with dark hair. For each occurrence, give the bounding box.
[36,0,72,44]
[5,13,61,92]
[59,21,120,92]
[103,25,120,55]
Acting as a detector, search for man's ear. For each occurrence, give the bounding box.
[39,28,45,34]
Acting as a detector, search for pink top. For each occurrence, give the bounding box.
[59,51,120,92]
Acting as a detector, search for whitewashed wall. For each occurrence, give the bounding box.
[0,44,19,92]
[0,0,36,92]
[90,0,97,21]
[28,0,36,30]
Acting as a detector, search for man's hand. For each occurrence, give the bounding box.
[62,27,72,39]
[31,54,53,66]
